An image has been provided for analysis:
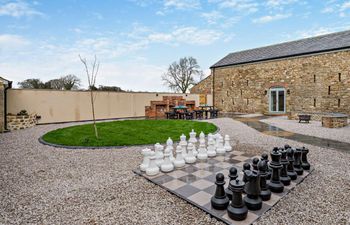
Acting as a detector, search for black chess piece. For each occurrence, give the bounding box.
[301,147,310,170]
[284,144,291,150]
[261,153,271,180]
[211,173,229,210]
[287,148,298,180]
[279,148,291,186]
[242,162,251,183]
[252,158,259,172]
[269,148,284,193]
[227,179,248,221]
[225,167,238,200]
[294,148,304,175]
[257,160,271,201]
[243,170,262,210]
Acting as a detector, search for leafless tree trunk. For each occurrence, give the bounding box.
[79,55,99,139]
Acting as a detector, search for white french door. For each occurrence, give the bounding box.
[269,88,285,113]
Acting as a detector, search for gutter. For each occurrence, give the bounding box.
[4,81,12,131]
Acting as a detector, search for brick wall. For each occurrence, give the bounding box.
[0,81,4,132]
[211,50,350,115]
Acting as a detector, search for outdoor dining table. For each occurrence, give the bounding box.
[199,105,214,119]
[173,105,188,119]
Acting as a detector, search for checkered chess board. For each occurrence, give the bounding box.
[134,150,313,225]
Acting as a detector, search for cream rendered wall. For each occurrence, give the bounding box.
[7,89,204,124]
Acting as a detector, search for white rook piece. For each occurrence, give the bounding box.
[166,137,175,161]
[174,145,185,168]
[197,139,208,160]
[224,135,233,152]
[155,143,164,166]
[207,136,217,157]
[146,151,160,176]
[140,148,151,172]
[185,143,196,164]
[161,148,174,172]
[180,134,188,158]
[216,136,226,155]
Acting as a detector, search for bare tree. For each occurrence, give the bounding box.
[18,78,46,89]
[162,57,204,93]
[61,74,81,90]
[79,55,99,139]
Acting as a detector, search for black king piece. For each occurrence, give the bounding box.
[268,147,284,193]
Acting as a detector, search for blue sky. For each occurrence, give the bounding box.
[1,0,350,91]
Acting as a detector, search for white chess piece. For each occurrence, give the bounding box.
[173,145,185,168]
[140,148,151,171]
[180,134,188,158]
[199,131,206,144]
[146,151,160,176]
[161,148,174,172]
[207,136,217,157]
[155,143,164,166]
[215,133,222,149]
[185,143,196,164]
[189,129,197,144]
[216,136,226,154]
[224,135,232,152]
[207,133,213,143]
[197,139,208,160]
[166,137,175,161]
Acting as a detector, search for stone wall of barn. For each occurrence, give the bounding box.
[0,81,4,132]
[211,50,350,115]
[190,75,213,95]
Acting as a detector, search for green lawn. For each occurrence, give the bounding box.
[42,119,217,147]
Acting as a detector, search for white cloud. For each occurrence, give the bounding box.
[265,0,298,8]
[148,33,173,42]
[340,1,350,11]
[0,1,44,18]
[252,13,291,24]
[164,0,200,10]
[214,0,259,13]
[200,10,224,24]
[0,34,30,49]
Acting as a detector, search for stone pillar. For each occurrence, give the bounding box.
[0,81,4,133]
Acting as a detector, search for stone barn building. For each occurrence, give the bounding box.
[192,30,350,117]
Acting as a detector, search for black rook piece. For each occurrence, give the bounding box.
[243,170,262,210]
[279,148,291,186]
[242,163,251,183]
[257,160,271,201]
[301,147,310,170]
[227,179,248,221]
[211,173,229,210]
[287,148,298,180]
[294,148,304,175]
[225,167,238,200]
[261,153,271,180]
[269,148,284,193]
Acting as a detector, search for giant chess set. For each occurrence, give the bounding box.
[133,130,313,225]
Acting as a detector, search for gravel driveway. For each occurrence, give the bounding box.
[0,118,349,225]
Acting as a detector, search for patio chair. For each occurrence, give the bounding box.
[195,110,204,119]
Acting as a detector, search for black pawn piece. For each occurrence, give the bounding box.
[294,148,304,175]
[301,147,310,170]
[242,162,251,183]
[227,179,248,221]
[269,148,284,193]
[284,144,291,150]
[287,148,298,180]
[257,160,271,201]
[261,153,271,180]
[279,148,291,186]
[211,173,229,210]
[225,167,238,200]
[243,170,262,210]
[252,158,259,172]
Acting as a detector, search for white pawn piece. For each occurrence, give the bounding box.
[224,135,232,152]
[197,139,208,160]
[207,136,217,157]
[140,148,152,172]
[155,143,164,167]
[161,148,174,172]
[146,151,160,176]
[180,134,188,158]
[173,145,185,168]
[166,137,175,161]
[216,136,226,155]
[189,129,197,144]
[199,131,206,144]
[185,143,197,164]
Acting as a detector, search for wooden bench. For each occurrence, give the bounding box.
[298,114,311,123]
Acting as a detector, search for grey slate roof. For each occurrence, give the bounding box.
[211,30,350,68]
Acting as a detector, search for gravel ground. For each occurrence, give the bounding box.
[260,116,350,144]
[1,118,349,225]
